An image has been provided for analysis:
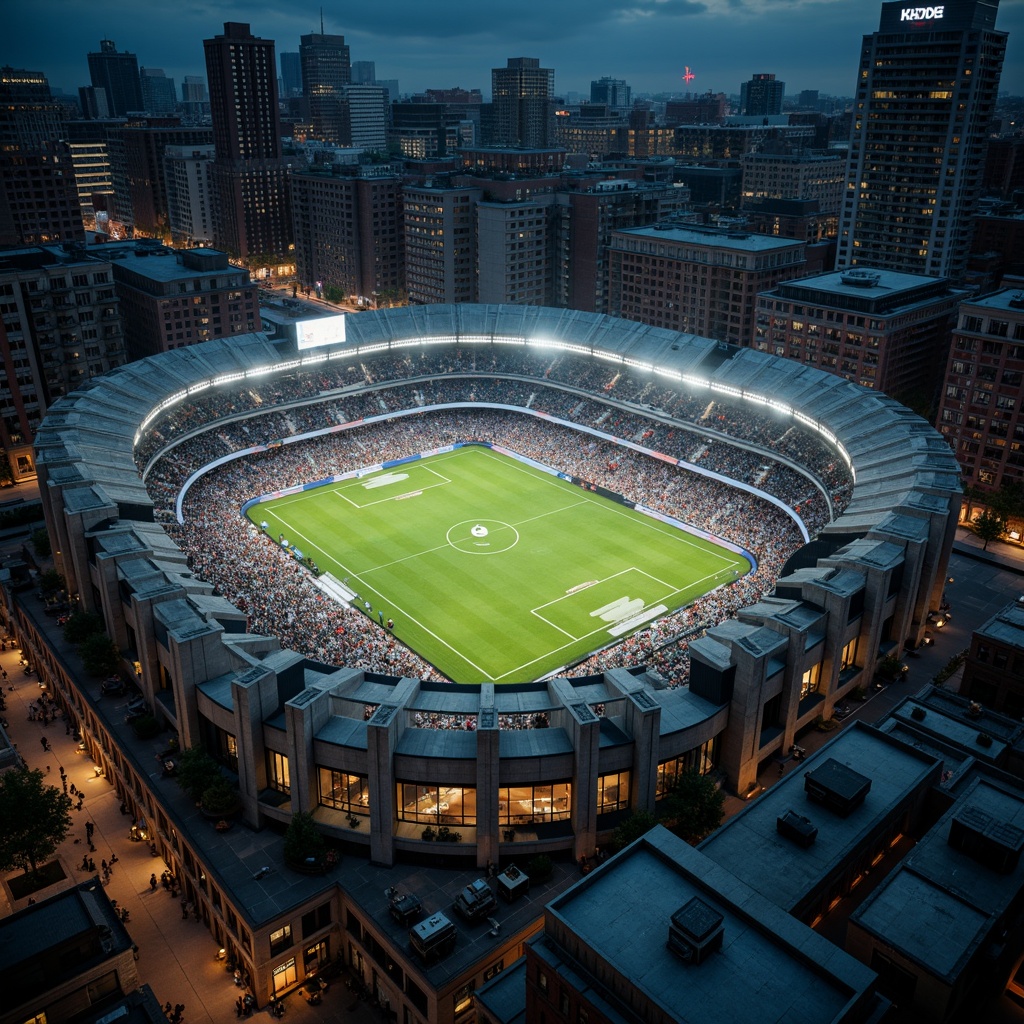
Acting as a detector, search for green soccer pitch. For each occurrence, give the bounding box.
[247,445,751,683]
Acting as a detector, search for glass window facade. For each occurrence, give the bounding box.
[398,783,476,825]
[499,783,571,824]
[318,768,369,814]
[267,749,290,794]
[597,771,630,814]
[656,736,720,797]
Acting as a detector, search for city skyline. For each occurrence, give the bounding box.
[8,0,1023,103]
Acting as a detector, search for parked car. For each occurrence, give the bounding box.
[101,676,126,696]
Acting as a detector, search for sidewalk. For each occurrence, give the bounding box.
[0,637,377,1024]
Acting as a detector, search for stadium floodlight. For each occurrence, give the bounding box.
[213,372,246,387]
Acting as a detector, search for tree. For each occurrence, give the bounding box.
[78,632,120,677]
[610,809,658,852]
[661,771,725,845]
[38,569,65,598]
[31,528,51,558]
[284,811,326,866]
[63,610,104,645]
[176,747,223,804]
[0,767,73,876]
[974,508,1007,551]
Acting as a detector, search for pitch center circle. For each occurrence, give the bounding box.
[446,519,519,555]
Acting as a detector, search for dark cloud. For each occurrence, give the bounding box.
[5,0,1021,101]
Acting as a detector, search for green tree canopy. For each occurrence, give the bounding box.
[63,610,104,645]
[176,747,223,804]
[974,508,1007,551]
[661,770,726,845]
[78,632,120,677]
[38,569,65,598]
[0,767,74,875]
[31,528,51,558]
[284,811,326,865]
[610,809,658,852]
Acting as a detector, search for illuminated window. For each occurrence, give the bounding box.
[597,771,630,814]
[318,768,370,815]
[267,750,290,794]
[270,924,292,956]
[499,783,571,824]
[397,782,476,825]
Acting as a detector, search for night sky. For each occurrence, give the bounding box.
[5,0,1023,103]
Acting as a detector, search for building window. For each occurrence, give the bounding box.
[301,902,331,938]
[270,925,292,956]
[318,768,369,815]
[800,662,821,699]
[499,783,571,824]
[397,783,476,825]
[840,637,860,672]
[656,737,720,797]
[267,750,290,794]
[597,771,630,814]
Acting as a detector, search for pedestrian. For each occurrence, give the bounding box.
[81,854,89,871]
[70,783,77,796]
[778,762,785,777]
[110,853,118,865]
[132,943,139,960]
[163,1002,172,1017]
[378,610,384,625]
[150,872,158,891]
[59,766,66,779]
[180,897,188,920]
[386,617,393,630]
[87,857,95,871]
[46,764,50,773]
[39,736,47,751]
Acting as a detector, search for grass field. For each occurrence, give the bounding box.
[247,446,751,683]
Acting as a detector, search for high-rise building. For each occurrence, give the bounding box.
[350,60,376,85]
[78,85,109,119]
[300,32,351,145]
[608,224,806,342]
[0,67,84,246]
[140,68,177,115]
[180,76,209,122]
[403,183,482,304]
[292,166,405,304]
[755,268,965,400]
[937,288,1024,492]
[204,22,292,263]
[341,85,388,150]
[0,245,126,480]
[164,144,216,245]
[590,76,631,112]
[491,57,554,148]
[739,73,784,116]
[279,52,302,98]
[87,39,143,117]
[836,0,1007,283]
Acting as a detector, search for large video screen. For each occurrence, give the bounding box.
[296,314,346,350]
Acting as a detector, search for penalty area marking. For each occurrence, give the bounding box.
[331,465,452,509]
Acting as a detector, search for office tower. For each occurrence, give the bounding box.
[164,144,216,245]
[87,39,143,117]
[740,73,784,116]
[351,60,376,85]
[279,52,302,98]
[67,141,115,227]
[300,32,351,144]
[590,76,631,112]
[836,0,1007,283]
[390,102,459,158]
[140,68,177,114]
[0,67,84,246]
[78,85,109,119]
[798,89,819,109]
[180,76,209,121]
[293,167,404,303]
[204,22,292,262]
[342,85,388,149]
[491,57,554,148]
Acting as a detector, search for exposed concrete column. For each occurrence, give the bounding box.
[233,666,276,827]
[475,684,498,869]
[604,668,662,813]
[549,679,601,860]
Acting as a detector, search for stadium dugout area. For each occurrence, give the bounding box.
[24,304,959,872]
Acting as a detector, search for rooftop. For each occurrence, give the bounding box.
[613,224,803,252]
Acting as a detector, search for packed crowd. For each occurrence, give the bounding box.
[160,407,809,698]
[135,345,853,503]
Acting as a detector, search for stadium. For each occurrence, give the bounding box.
[28,303,960,873]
